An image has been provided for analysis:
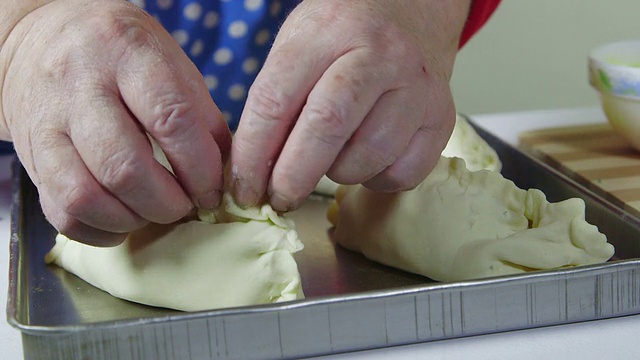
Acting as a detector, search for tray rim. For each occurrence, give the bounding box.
[8,234,640,335]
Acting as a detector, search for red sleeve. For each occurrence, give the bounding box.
[458,0,501,48]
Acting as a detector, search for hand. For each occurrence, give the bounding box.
[231,0,470,211]
[0,0,231,246]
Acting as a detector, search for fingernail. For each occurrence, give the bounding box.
[270,193,295,212]
[232,179,259,208]
[196,190,222,210]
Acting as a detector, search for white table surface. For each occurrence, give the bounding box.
[2,107,640,359]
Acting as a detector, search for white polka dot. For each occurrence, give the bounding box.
[183,3,202,21]
[228,84,247,101]
[242,57,260,74]
[204,75,218,90]
[270,1,282,17]
[228,20,248,38]
[130,0,145,8]
[171,29,189,47]
[222,111,232,123]
[213,48,233,65]
[203,11,219,28]
[255,29,270,46]
[244,0,263,11]
[157,0,173,10]
[190,40,204,56]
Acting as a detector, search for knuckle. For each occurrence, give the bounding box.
[302,99,352,145]
[88,4,156,54]
[38,36,90,84]
[38,46,76,83]
[97,153,145,197]
[360,142,398,171]
[150,94,198,138]
[330,142,399,184]
[361,27,424,72]
[38,3,154,83]
[379,26,419,56]
[56,181,98,218]
[246,80,295,122]
[387,35,416,58]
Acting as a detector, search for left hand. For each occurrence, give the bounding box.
[230,0,470,211]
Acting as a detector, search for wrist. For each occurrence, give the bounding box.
[417,0,473,76]
[374,0,472,80]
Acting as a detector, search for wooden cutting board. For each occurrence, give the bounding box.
[519,123,640,215]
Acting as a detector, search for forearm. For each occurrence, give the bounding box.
[0,0,58,140]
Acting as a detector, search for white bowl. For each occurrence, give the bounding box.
[599,92,640,149]
[589,41,640,150]
[589,40,640,98]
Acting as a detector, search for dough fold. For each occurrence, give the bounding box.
[442,114,502,172]
[330,156,614,282]
[46,194,304,312]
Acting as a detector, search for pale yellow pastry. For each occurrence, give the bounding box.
[46,193,305,312]
[442,114,502,172]
[46,137,305,311]
[330,156,614,282]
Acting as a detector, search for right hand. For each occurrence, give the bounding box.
[0,0,231,246]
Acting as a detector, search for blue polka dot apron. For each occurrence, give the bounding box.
[130,0,300,131]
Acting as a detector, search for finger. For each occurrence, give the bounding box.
[230,33,340,207]
[40,191,129,247]
[327,88,423,185]
[363,94,456,192]
[30,131,148,245]
[267,51,387,211]
[69,92,194,224]
[116,22,230,210]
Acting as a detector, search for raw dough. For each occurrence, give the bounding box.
[442,114,502,172]
[330,156,615,282]
[46,193,305,311]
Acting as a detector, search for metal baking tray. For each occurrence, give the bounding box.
[7,117,640,360]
